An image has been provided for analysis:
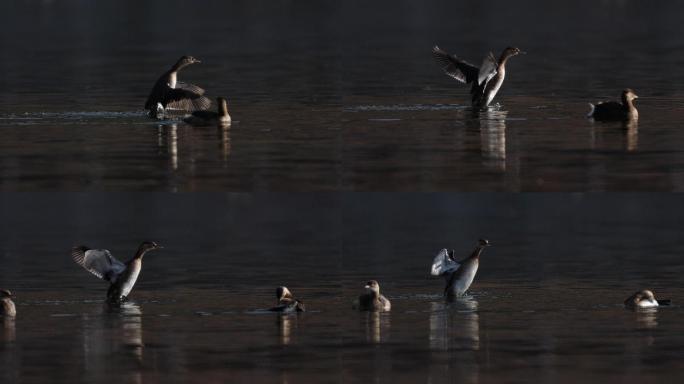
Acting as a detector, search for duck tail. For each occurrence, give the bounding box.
[657,299,672,306]
[587,103,595,118]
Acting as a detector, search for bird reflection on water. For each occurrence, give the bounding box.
[363,311,391,344]
[429,296,480,351]
[82,302,144,383]
[476,108,508,171]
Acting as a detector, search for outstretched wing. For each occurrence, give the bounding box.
[432,46,479,84]
[430,248,460,276]
[477,52,498,86]
[71,246,126,283]
[163,84,212,112]
[176,81,206,96]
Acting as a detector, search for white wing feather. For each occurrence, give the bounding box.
[477,52,498,86]
[430,248,461,276]
[71,247,126,282]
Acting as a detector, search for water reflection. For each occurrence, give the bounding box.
[429,296,479,351]
[363,311,390,344]
[632,307,658,330]
[277,314,302,345]
[217,125,232,163]
[1,318,15,343]
[158,124,179,170]
[82,302,143,383]
[588,118,639,153]
[624,118,639,152]
[477,109,508,171]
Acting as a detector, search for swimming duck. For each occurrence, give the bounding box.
[145,56,211,118]
[588,89,639,121]
[624,289,670,308]
[432,46,524,108]
[431,239,490,298]
[0,290,16,317]
[269,286,305,313]
[71,241,163,304]
[183,97,231,126]
[354,280,391,312]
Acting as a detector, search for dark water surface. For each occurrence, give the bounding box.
[1,193,684,383]
[3,1,684,191]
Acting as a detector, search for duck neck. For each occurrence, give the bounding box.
[469,245,486,260]
[219,100,229,117]
[622,94,636,112]
[368,290,380,301]
[497,53,511,70]
[134,245,149,260]
[171,60,190,72]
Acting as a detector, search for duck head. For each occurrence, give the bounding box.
[500,47,524,61]
[178,55,201,65]
[276,286,293,301]
[173,55,201,70]
[622,88,639,103]
[136,241,163,258]
[0,289,13,299]
[365,280,381,295]
[479,238,491,247]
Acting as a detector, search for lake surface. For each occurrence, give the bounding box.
[1,193,683,383]
[3,0,684,191]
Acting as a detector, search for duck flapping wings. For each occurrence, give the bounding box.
[71,246,126,283]
[162,82,211,111]
[477,52,498,86]
[432,47,498,86]
[430,248,461,276]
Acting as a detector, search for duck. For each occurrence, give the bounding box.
[624,289,670,308]
[354,280,391,312]
[432,46,524,108]
[71,241,163,304]
[588,89,639,121]
[0,289,16,317]
[144,55,211,118]
[431,238,490,298]
[183,97,231,126]
[268,286,305,313]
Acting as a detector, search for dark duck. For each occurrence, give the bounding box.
[71,241,163,304]
[268,286,305,313]
[183,97,231,126]
[432,46,524,108]
[431,239,490,298]
[145,55,211,118]
[588,89,639,121]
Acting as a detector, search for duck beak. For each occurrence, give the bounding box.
[364,285,371,289]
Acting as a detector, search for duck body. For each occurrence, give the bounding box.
[269,286,305,313]
[431,239,490,298]
[184,97,231,126]
[0,290,16,317]
[355,280,391,312]
[107,258,142,303]
[145,56,211,118]
[624,289,669,308]
[433,46,523,108]
[72,241,162,304]
[588,89,639,121]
